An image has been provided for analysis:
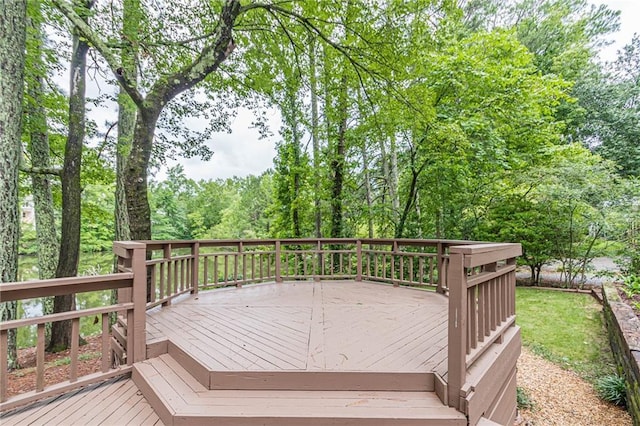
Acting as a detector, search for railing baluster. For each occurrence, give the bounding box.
[251,253,256,283]
[101,313,109,372]
[0,330,6,402]
[36,323,45,392]
[159,261,165,301]
[173,259,179,295]
[224,255,229,285]
[213,254,218,285]
[70,318,80,382]
[203,255,209,287]
[149,264,156,303]
[408,257,414,284]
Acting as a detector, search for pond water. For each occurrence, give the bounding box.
[16,252,116,348]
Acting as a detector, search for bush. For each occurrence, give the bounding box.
[595,375,627,407]
[517,387,534,410]
[622,274,640,298]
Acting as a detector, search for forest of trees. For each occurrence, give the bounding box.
[1,0,639,363]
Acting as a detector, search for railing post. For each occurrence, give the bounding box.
[392,241,399,287]
[275,240,282,283]
[237,241,244,288]
[163,243,172,306]
[130,242,147,363]
[191,241,199,295]
[447,247,467,411]
[315,240,321,282]
[436,242,445,294]
[356,240,362,281]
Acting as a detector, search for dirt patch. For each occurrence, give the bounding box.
[6,335,104,398]
[516,346,632,426]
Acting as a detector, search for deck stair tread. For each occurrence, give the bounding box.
[133,354,467,425]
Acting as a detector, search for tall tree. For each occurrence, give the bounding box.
[24,0,59,281]
[53,0,244,240]
[49,0,94,352]
[53,0,399,241]
[114,0,141,243]
[0,0,27,369]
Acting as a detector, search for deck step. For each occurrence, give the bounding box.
[133,354,467,426]
[166,338,438,392]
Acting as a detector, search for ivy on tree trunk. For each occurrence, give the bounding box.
[0,0,27,369]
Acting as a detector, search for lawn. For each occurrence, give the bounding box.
[516,287,616,382]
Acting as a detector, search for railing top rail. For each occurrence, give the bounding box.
[449,243,522,269]
[129,238,488,250]
[0,273,135,302]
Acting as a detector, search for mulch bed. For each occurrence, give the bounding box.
[6,335,104,398]
[516,346,632,425]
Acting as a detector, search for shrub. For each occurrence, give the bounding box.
[595,375,627,407]
[622,274,640,298]
[517,387,534,410]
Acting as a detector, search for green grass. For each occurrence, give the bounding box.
[516,287,616,382]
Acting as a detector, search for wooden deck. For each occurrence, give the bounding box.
[146,281,449,376]
[2,233,525,424]
[0,376,163,425]
[137,280,466,425]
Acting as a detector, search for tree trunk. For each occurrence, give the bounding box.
[50,9,91,351]
[114,0,139,244]
[396,168,419,239]
[0,0,27,369]
[26,21,59,281]
[25,13,60,342]
[389,135,400,220]
[309,35,322,238]
[330,75,348,239]
[124,108,161,240]
[361,144,374,238]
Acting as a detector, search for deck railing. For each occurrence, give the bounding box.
[1,238,520,414]
[446,243,522,412]
[136,238,476,301]
[0,241,147,412]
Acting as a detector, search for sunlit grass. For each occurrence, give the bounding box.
[516,287,616,382]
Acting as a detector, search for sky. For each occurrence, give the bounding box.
[77,1,638,183]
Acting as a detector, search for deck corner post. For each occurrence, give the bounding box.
[191,241,200,295]
[447,248,467,412]
[130,242,147,363]
[356,240,362,281]
[275,240,283,283]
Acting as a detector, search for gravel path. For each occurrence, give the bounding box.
[516,347,632,426]
[516,257,621,287]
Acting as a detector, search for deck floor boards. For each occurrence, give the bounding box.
[3,280,457,425]
[1,376,163,426]
[147,281,450,375]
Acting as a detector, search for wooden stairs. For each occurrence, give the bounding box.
[132,339,468,426]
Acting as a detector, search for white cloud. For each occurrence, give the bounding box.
[159,107,280,181]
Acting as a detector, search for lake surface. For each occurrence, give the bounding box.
[16,252,116,348]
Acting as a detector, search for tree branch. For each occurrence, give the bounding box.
[51,0,146,109]
[150,0,243,106]
[20,166,62,176]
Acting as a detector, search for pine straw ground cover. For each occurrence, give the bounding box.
[515,287,632,425]
[517,347,631,425]
[6,335,103,398]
